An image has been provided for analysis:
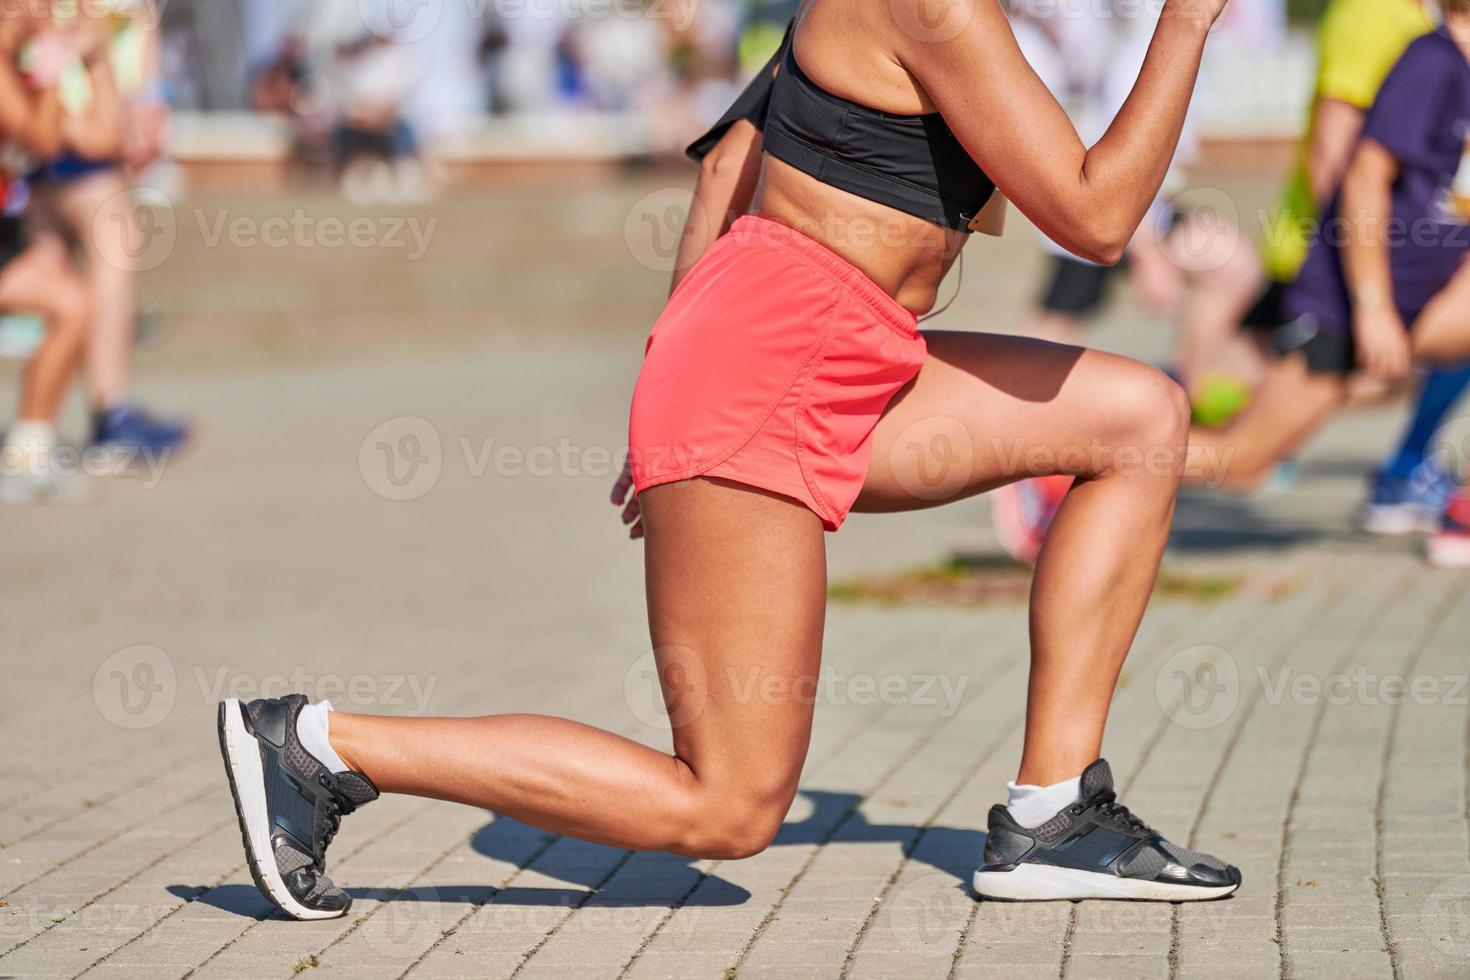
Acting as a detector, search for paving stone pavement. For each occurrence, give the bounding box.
[3,183,1470,978]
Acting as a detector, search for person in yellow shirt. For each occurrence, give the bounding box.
[1255,0,1436,295]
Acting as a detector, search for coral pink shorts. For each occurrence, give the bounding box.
[629,215,927,530]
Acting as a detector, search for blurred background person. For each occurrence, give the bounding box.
[24,0,188,473]
[1185,9,1470,571]
[327,31,427,205]
[0,5,122,503]
[1218,0,1464,528]
[991,0,1270,561]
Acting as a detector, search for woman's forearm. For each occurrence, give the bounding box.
[913,0,1218,265]
[0,57,61,157]
[1077,8,1211,258]
[63,60,125,158]
[1340,142,1398,318]
[670,122,763,294]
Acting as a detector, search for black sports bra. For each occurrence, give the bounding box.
[763,44,997,232]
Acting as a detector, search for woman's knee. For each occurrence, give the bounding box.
[47,274,91,339]
[672,774,798,860]
[1093,357,1191,454]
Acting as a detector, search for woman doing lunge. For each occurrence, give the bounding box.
[219,0,1241,919]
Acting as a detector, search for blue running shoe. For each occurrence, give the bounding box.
[1360,462,1455,537]
[90,401,190,474]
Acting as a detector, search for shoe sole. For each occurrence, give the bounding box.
[973,865,1238,902]
[217,700,344,921]
[1361,507,1440,537]
[1427,535,1470,569]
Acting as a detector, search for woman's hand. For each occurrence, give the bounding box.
[67,14,112,64]
[1353,303,1412,382]
[610,458,643,540]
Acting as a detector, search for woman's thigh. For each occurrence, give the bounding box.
[0,237,80,317]
[638,476,828,802]
[857,330,1184,513]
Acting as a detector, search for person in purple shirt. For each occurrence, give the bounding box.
[1186,10,1470,566]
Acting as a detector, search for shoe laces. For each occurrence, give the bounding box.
[1074,790,1151,834]
[316,777,358,859]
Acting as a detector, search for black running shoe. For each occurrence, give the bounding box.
[972,759,1240,901]
[217,695,379,920]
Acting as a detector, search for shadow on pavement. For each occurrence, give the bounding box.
[1169,491,1339,553]
[177,790,985,920]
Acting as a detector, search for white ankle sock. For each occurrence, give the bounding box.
[295,700,351,774]
[3,420,57,476]
[1006,774,1083,829]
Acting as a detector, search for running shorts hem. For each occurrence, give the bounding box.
[628,215,926,532]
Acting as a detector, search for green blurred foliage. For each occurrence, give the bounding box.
[1288,0,1331,22]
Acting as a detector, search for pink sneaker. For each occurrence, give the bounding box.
[1427,492,1470,569]
[989,475,1074,564]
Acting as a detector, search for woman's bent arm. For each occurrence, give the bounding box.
[901,0,1220,264]
[671,120,764,293]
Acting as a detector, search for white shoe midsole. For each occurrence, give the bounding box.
[972,864,1237,902]
[220,699,339,921]
[1428,535,1470,569]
